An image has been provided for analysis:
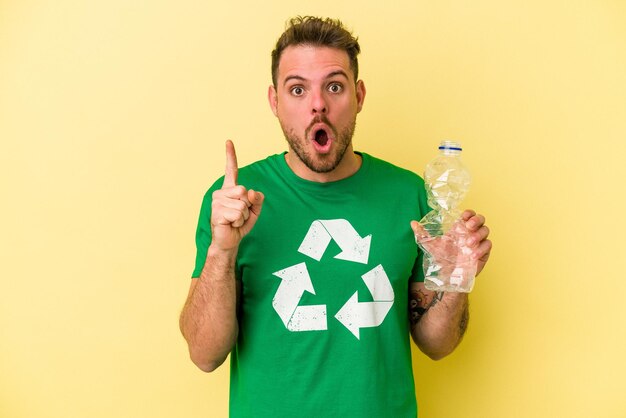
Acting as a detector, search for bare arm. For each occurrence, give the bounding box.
[179,247,241,372]
[408,210,491,360]
[179,141,264,372]
[409,283,469,360]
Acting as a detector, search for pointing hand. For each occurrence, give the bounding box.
[210,140,264,251]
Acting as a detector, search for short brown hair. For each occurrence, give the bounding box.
[271,16,361,86]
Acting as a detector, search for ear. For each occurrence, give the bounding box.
[355,80,366,113]
[268,85,278,116]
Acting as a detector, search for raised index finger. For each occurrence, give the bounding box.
[222,140,238,188]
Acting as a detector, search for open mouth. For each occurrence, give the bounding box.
[314,129,329,146]
[307,121,335,153]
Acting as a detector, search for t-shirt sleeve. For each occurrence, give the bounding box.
[191,177,224,278]
[410,249,425,283]
[409,174,433,283]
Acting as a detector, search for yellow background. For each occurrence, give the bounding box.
[2,1,625,417]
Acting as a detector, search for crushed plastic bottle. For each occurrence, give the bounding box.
[417,140,477,293]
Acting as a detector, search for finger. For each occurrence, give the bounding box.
[231,217,245,228]
[467,225,490,247]
[220,199,251,222]
[218,185,252,206]
[472,239,492,261]
[466,214,485,231]
[218,208,246,228]
[222,140,238,188]
[462,209,476,221]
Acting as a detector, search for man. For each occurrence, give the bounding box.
[180,16,492,417]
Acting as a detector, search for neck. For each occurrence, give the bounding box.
[285,146,362,183]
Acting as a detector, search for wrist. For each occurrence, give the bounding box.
[207,243,238,263]
[199,244,239,283]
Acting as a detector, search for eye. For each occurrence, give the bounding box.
[328,83,343,93]
[290,86,305,96]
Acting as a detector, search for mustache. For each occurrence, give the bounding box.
[306,115,337,136]
[309,114,330,126]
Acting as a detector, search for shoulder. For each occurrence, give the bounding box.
[238,153,282,177]
[362,153,425,186]
[237,153,284,187]
[359,152,431,217]
[201,154,282,200]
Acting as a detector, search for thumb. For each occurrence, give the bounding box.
[248,190,265,215]
[410,220,431,244]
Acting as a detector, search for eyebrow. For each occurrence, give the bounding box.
[283,75,306,86]
[326,70,349,80]
[282,70,350,87]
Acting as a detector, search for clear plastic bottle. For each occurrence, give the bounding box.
[417,140,477,293]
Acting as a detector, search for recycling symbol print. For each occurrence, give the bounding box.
[272,219,394,339]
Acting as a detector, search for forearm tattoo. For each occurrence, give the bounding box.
[409,289,444,325]
[459,305,469,336]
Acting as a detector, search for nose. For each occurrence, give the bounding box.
[310,90,327,114]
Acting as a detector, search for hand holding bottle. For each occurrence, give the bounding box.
[412,209,491,292]
[415,141,491,292]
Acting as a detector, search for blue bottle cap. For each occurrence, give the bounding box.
[438,140,462,151]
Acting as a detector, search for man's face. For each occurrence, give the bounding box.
[269,45,366,175]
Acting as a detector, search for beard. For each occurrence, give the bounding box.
[280,115,357,174]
